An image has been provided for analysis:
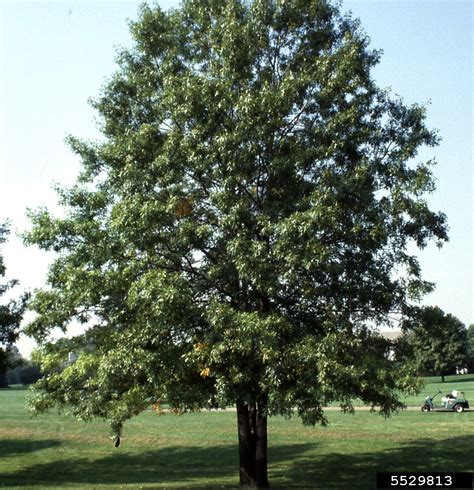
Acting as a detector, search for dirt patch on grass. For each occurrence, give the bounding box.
[0,427,37,439]
[0,427,105,444]
[272,426,419,444]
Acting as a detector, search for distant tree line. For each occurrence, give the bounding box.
[394,306,471,382]
[0,222,28,387]
[468,324,474,372]
[0,345,43,387]
[6,360,43,386]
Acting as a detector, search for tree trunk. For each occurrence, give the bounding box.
[441,373,445,383]
[255,394,269,487]
[236,394,269,489]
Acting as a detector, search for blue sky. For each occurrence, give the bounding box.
[0,0,472,357]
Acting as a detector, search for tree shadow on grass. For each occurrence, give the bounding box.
[0,443,241,489]
[271,434,474,489]
[1,436,473,489]
[0,438,62,459]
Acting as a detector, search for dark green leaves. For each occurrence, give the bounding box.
[25,0,447,436]
[0,223,27,380]
[403,306,468,378]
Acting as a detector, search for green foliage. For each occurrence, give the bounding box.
[0,223,27,386]
[24,0,447,441]
[0,345,23,387]
[6,353,43,386]
[465,324,474,370]
[467,324,474,354]
[403,306,468,378]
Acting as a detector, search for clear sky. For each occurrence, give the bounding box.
[0,0,472,358]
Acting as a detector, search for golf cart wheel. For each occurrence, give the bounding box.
[454,404,464,413]
[421,405,430,412]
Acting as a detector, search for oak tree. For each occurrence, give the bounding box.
[25,1,447,487]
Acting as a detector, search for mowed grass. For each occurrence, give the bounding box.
[402,373,474,406]
[0,381,473,490]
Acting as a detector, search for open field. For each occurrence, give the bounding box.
[311,373,474,409]
[1,377,473,489]
[400,373,474,407]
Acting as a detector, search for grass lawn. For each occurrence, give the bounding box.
[0,379,473,489]
[402,373,474,407]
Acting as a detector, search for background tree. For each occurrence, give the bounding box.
[405,306,468,382]
[4,346,24,385]
[24,1,447,487]
[0,345,23,388]
[467,324,474,372]
[10,358,43,386]
[0,222,26,388]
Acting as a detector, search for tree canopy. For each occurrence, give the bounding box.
[0,222,26,387]
[465,323,474,371]
[403,306,468,382]
[6,349,42,387]
[24,0,448,487]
